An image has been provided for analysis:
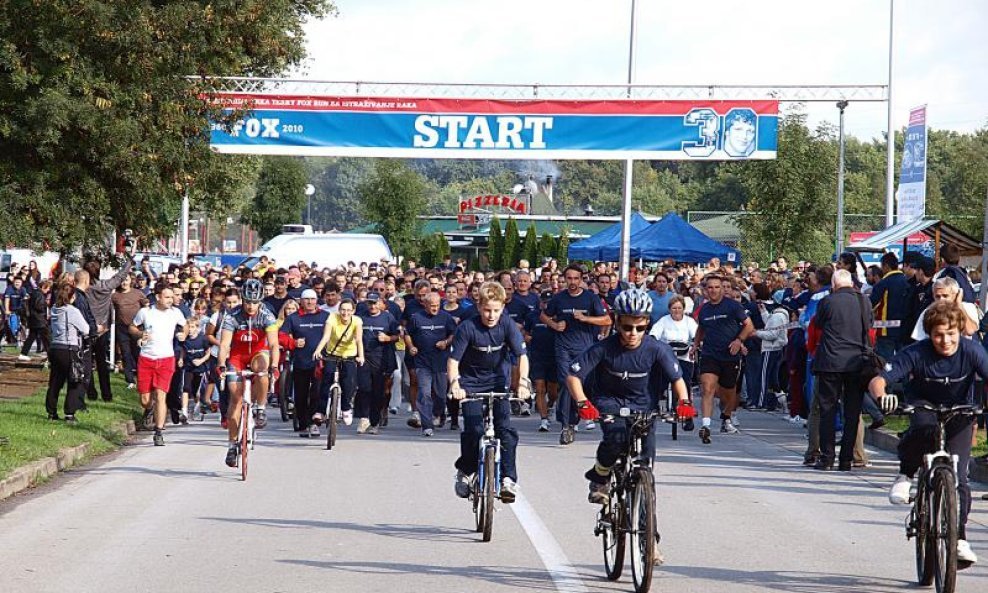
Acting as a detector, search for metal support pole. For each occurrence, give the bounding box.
[619,0,637,279]
[885,0,896,227]
[836,101,848,256]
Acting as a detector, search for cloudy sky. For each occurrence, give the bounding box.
[300,0,987,141]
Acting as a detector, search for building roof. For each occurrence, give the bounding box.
[846,218,981,255]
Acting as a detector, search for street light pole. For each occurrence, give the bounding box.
[885,0,896,227]
[305,184,315,227]
[836,100,848,256]
[618,0,637,281]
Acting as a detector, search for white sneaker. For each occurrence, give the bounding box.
[583,420,596,431]
[356,418,370,434]
[538,419,550,432]
[312,412,325,426]
[520,402,531,416]
[342,410,353,426]
[423,428,434,437]
[720,419,739,434]
[957,539,978,564]
[309,424,320,438]
[889,474,912,505]
[17,354,30,362]
[126,383,136,390]
[433,416,442,428]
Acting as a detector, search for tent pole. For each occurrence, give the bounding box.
[934,224,941,268]
[979,187,988,310]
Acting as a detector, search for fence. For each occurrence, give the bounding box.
[685,211,982,267]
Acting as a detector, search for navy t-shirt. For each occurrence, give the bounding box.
[506,298,533,328]
[401,297,426,324]
[182,332,210,372]
[407,309,457,371]
[512,292,540,316]
[443,303,476,325]
[697,298,749,361]
[263,295,289,318]
[525,310,555,362]
[4,286,28,314]
[451,314,526,393]
[568,335,682,412]
[881,338,988,405]
[359,310,399,366]
[545,289,606,353]
[280,309,330,370]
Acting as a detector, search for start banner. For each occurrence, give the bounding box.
[208,94,778,160]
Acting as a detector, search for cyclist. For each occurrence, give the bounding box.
[566,288,689,504]
[868,300,987,565]
[312,298,364,427]
[216,279,281,467]
[691,275,754,443]
[450,281,531,503]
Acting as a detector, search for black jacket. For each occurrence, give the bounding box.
[812,287,872,374]
[74,289,97,339]
[25,289,49,329]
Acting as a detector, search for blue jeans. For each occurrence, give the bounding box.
[743,348,764,408]
[320,358,357,413]
[555,348,580,427]
[455,397,518,482]
[415,365,448,431]
[587,413,656,483]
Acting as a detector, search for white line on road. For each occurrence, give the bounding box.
[510,492,589,593]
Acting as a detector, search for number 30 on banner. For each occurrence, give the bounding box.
[682,108,719,157]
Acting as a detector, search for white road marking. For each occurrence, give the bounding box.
[510,492,589,593]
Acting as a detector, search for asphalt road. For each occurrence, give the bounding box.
[1,407,986,593]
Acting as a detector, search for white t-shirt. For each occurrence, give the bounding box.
[649,314,698,361]
[133,306,187,360]
[911,301,980,341]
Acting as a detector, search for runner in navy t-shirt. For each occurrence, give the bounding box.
[405,292,457,436]
[541,265,610,445]
[692,275,754,443]
[525,290,558,432]
[449,282,531,504]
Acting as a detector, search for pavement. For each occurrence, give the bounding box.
[0,407,985,593]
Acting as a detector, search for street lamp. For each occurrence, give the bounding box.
[304,184,315,227]
[836,100,848,256]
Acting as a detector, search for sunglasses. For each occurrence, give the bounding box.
[619,323,649,334]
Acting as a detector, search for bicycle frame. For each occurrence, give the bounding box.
[462,393,515,500]
[606,409,659,496]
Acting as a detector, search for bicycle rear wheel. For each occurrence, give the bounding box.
[326,386,340,450]
[671,416,678,441]
[930,466,958,593]
[914,478,934,586]
[481,446,496,542]
[601,474,625,581]
[239,403,250,482]
[629,469,656,593]
[279,370,290,423]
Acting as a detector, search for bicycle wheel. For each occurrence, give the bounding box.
[671,415,678,441]
[629,469,656,593]
[473,473,483,533]
[326,385,340,450]
[914,478,934,586]
[481,446,496,542]
[239,403,250,482]
[601,474,625,581]
[930,466,958,593]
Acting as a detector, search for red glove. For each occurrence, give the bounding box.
[269,368,280,382]
[676,401,697,419]
[214,365,227,381]
[577,399,600,421]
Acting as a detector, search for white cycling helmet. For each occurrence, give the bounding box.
[612,288,652,318]
[242,279,264,303]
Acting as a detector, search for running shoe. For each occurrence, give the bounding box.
[699,426,711,444]
[153,430,164,447]
[520,403,532,416]
[583,420,597,431]
[559,425,575,445]
[356,418,370,434]
[538,419,550,432]
[312,412,324,426]
[342,410,353,426]
[423,428,434,437]
[255,409,268,429]
[588,482,609,504]
[454,471,471,498]
[500,478,518,504]
[406,411,422,429]
[225,443,239,467]
[309,424,320,438]
[179,409,188,425]
[721,419,739,434]
[366,426,380,435]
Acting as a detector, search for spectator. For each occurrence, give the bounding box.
[647,272,673,325]
[935,243,975,303]
[46,281,90,422]
[83,257,132,402]
[810,269,872,471]
[19,279,52,361]
[869,252,909,360]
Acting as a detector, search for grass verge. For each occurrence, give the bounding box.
[874,415,987,457]
[0,373,142,482]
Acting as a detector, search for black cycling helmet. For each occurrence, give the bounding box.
[242,278,264,303]
[612,288,653,318]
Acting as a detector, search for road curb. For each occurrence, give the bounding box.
[865,427,988,484]
[0,419,137,503]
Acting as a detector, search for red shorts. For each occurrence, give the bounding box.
[137,356,176,394]
[227,350,269,383]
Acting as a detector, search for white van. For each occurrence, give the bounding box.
[239,227,394,270]
[1,249,62,291]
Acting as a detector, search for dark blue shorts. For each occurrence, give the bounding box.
[530,358,557,383]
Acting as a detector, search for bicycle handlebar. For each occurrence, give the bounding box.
[461,392,527,403]
[892,403,983,417]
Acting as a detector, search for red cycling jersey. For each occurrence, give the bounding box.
[222,306,278,365]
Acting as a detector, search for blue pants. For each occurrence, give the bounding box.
[757,350,783,410]
[743,348,764,407]
[415,365,448,431]
[555,348,580,427]
[320,358,357,413]
[455,397,518,482]
[587,414,656,483]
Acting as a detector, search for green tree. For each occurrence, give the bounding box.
[435,232,451,263]
[487,216,504,271]
[738,109,837,262]
[307,157,371,231]
[359,159,428,260]
[503,217,521,270]
[523,223,539,266]
[0,0,335,253]
[538,232,556,266]
[241,156,309,242]
[419,233,438,269]
[556,226,571,266]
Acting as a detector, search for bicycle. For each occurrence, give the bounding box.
[896,403,982,593]
[323,359,343,450]
[221,370,263,482]
[278,360,295,427]
[461,392,524,543]
[594,408,661,593]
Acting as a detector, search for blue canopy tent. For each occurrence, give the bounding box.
[630,212,741,263]
[567,212,651,261]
